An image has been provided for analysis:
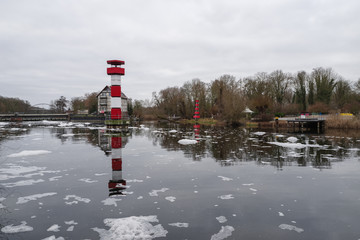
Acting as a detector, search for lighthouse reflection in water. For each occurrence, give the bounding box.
[109,135,127,196]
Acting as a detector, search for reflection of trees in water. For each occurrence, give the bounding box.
[142,123,360,169]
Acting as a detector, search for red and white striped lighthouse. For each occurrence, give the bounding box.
[107,60,125,120]
[108,136,126,196]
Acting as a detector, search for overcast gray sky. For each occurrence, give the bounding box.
[1,0,359,106]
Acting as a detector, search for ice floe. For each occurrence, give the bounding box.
[49,176,63,181]
[3,179,45,188]
[79,178,98,183]
[93,216,168,239]
[218,194,234,200]
[278,212,285,217]
[64,195,91,205]
[210,226,235,240]
[1,221,33,233]
[149,188,169,197]
[0,165,46,181]
[216,216,227,223]
[165,196,176,202]
[279,224,304,233]
[253,132,266,136]
[102,197,122,207]
[41,235,65,240]
[286,137,298,143]
[7,150,52,158]
[168,222,189,228]
[218,176,233,181]
[47,224,61,232]
[178,139,198,145]
[267,142,321,149]
[17,192,57,204]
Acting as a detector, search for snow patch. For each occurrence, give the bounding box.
[93,216,168,239]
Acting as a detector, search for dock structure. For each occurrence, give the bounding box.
[287,118,325,133]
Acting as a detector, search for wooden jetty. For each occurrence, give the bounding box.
[287,118,325,133]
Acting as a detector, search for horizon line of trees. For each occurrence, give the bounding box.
[143,67,360,123]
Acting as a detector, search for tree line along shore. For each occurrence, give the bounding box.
[2,67,360,129]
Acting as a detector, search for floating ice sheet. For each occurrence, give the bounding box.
[17,192,57,204]
[168,222,189,228]
[218,194,234,200]
[210,226,235,240]
[178,139,198,145]
[279,224,304,233]
[149,188,169,197]
[216,216,227,223]
[7,150,52,158]
[218,176,233,181]
[1,221,33,233]
[93,216,168,239]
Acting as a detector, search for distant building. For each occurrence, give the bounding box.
[97,86,129,119]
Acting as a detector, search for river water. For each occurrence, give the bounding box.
[0,121,360,240]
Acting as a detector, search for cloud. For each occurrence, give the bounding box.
[0,0,359,105]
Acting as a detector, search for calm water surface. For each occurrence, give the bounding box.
[0,121,360,240]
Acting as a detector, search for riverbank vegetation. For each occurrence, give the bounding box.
[132,67,360,126]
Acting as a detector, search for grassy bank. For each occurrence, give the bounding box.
[179,118,219,125]
[326,114,360,129]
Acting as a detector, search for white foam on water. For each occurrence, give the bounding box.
[218,176,233,181]
[165,196,176,202]
[218,194,234,200]
[168,222,189,228]
[17,192,57,204]
[178,139,198,145]
[216,216,228,223]
[47,224,61,232]
[149,188,169,197]
[7,150,52,158]
[3,179,45,188]
[1,221,33,233]
[210,226,235,240]
[92,215,168,239]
